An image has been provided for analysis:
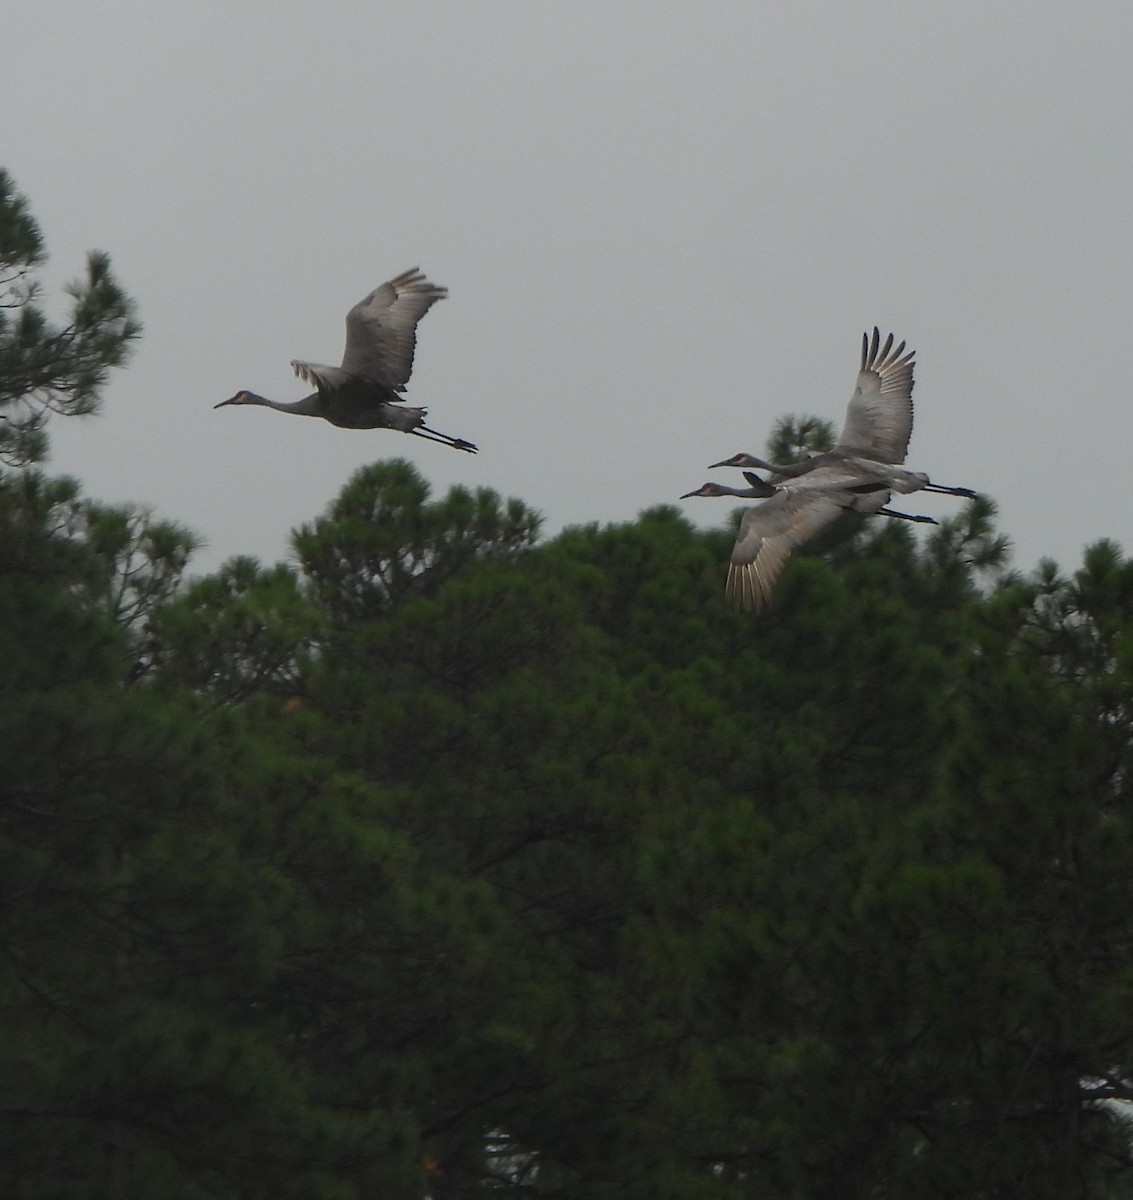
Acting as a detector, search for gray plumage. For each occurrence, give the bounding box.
[682,464,939,612]
[709,327,972,498]
[687,325,977,613]
[216,268,476,453]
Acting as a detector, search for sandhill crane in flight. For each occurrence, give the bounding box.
[686,327,975,611]
[709,328,973,499]
[216,268,477,453]
[682,464,941,612]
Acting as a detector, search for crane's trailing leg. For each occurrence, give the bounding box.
[922,483,976,497]
[411,426,478,453]
[877,508,937,523]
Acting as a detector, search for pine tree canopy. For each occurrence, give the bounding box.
[5,168,1133,1199]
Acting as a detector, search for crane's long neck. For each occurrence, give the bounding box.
[718,483,773,498]
[241,390,324,416]
[762,458,813,478]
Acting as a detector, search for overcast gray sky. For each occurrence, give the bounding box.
[7,3,1132,578]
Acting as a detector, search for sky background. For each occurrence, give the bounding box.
[6,3,1132,578]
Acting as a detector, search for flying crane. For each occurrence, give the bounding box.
[216,268,476,453]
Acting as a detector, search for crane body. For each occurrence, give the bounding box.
[216,268,476,453]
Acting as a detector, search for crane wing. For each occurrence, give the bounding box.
[725,489,848,612]
[339,268,448,392]
[833,327,915,466]
[290,360,353,395]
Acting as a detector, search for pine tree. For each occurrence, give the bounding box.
[0,168,139,466]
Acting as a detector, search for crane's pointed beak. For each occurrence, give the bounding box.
[679,488,704,499]
[214,395,238,409]
[707,459,731,470]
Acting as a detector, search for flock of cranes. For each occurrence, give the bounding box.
[217,270,975,613]
[681,328,975,610]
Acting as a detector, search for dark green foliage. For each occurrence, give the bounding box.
[8,170,1133,1198]
[764,413,836,463]
[292,460,541,624]
[0,169,140,465]
[0,468,424,1197]
[14,440,1133,1196]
